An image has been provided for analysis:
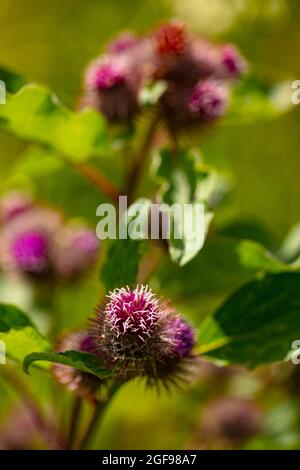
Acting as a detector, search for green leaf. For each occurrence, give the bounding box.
[23,350,112,379]
[225,75,293,125]
[100,199,151,291]
[153,148,223,266]
[198,272,300,368]
[101,238,142,291]
[0,84,107,161]
[159,237,293,298]
[0,66,27,93]
[0,304,50,363]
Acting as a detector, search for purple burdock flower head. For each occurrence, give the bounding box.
[82,55,142,123]
[0,208,61,277]
[0,191,33,224]
[200,397,263,447]
[52,330,101,402]
[188,79,228,120]
[52,225,99,280]
[168,317,195,358]
[90,285,196,388]
[10,231,47,273]
[218,44,247,79]
[86,59,126,91]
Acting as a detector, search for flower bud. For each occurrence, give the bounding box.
[52,330,101,402]
[218,44,247,79]
[90,285,196,387]
[188,79,228,120]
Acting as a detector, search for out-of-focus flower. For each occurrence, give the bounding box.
[81,21,246,131]
[82,45,144,122]
[188,79,228,120]
[0,208,61,277]
[153,21,188,56]
[200,396,263,447]
[0,192,33,224]
[90,285,196,387]
[52,226,99,280]
[0,195,100,282]
[52,330,101,402]
[86,59,126,91]
[218,44,247,79]
[168,317,195,358]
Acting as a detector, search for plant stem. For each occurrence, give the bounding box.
[74,161,120,204]
[126,115,159,204]
[76,381,121,449]
[77,401,108,450]
[65,396,83,450]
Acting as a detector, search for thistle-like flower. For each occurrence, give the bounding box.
[83,54,142,122]
[81,22,246,130]
[90,285,196,388]
[0,208,61,276]
[200,397,262,447]
[188,79,228,120]
[52,330,101,402]
[86,59,127,91]
[218,44,247,79]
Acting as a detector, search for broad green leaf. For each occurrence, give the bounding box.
[101,238,142,291]
[24,350,112,379]
[219,219,277,250]
[0,84,107,161]
[158,237,293,298]
[153,148,223,266]
[0,66,26,93]
[198,272,300,368]
[225,75,293,125]
[100,199,151,291]
[0,304,50,363]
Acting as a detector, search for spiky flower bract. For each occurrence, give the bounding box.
[168,317,195,358]
[90,285,196,388]
[52,330,101,402]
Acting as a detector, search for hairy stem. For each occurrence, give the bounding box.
[74,161,120,204]
[76,382,121,449]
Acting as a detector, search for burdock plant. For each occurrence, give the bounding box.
[0,18,295,451]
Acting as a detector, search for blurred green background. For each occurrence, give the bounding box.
[1,0,300,450]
